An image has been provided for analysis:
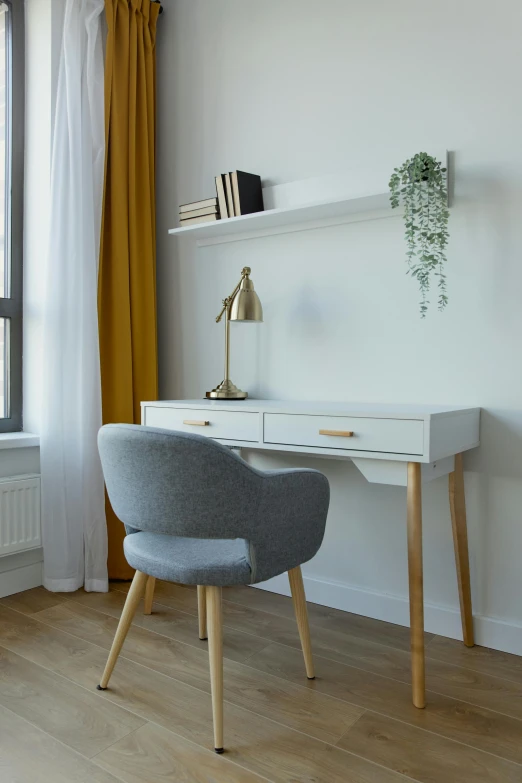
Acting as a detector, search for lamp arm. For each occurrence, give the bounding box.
[215,267,251,322]
[215,281,241,323]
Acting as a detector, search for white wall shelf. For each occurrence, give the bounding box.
[168,191,394,247]
[168,150,449,247]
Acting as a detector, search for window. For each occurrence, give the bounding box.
[0,0,22,432]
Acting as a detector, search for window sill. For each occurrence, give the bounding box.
[0,433,39,450]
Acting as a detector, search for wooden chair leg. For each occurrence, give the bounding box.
[144,576,156,615]
[288,566,315,679]
[407,462,425,709]
[197,585,207,640]
[206,585,224,753]
[449,453,474,647]
[98,569,148,690]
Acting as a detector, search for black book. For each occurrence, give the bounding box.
[231,171,264,216]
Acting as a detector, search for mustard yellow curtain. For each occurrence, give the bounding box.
[99,0,160,578]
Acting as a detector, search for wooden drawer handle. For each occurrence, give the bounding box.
[183,419,210,426]
[319,429,354,437]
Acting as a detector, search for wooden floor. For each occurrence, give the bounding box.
[1,583,522,783]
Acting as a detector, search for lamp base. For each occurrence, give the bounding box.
[205,379,248,400]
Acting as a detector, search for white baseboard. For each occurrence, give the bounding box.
[0,562,43,598]
[255,573,522,657]
[0,548,43,598]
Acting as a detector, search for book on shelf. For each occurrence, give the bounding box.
[179,197,217,213]
[224,173,235,217]
[215,175,228,219]
[179,213,219,226]
[179,205,218,219]
[231,171,263,216]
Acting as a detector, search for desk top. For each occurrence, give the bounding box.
[141,399,479,421]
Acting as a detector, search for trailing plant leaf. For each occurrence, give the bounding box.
[389,152,449,317]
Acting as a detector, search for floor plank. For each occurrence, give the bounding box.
[126,581,414,665]
[5,583,522,783]
[34,600,364,743]
[425,656,522,721]
[0,586,68,615]
[427,635,522,686]
[0,704,123,783]
[0,645,144,758]
[220,584,429,652]
[114,585,522,694]
[94,721,272,783]
[338,711,522,783]
[246,642,522,766]
[115,582,439,684]
[67,587,269,663]
[53,646,407,783]
[0,603,97,671]
[110,585,522,724]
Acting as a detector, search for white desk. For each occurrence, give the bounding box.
[141,399,480,708]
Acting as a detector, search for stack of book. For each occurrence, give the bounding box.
[178,171,263,228]
[179,197,219,226]
[215,171,264,218]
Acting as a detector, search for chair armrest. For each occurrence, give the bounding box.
[249,468,330,583]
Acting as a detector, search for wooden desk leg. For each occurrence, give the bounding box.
[449,453,474,647]
[407,462,425,709]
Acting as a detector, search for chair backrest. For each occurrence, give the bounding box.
[98,423,262,540]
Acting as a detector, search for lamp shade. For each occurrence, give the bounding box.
[229,274,263,322]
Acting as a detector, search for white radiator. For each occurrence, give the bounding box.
[0,475,41,556]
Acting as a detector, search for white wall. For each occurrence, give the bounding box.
[156,0,522,653]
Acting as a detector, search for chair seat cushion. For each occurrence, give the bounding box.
[123,532,252,586]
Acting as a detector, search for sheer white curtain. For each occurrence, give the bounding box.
[40,0,108,592]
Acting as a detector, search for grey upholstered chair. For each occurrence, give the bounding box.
[97,423,330,753]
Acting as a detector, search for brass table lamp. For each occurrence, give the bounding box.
[206,266,263,400]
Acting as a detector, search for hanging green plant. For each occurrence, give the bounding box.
[389,152,449,317]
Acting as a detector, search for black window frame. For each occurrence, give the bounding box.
[0,0,23,433]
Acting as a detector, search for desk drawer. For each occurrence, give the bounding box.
[143,406,259,442]
[263,413,424,455]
